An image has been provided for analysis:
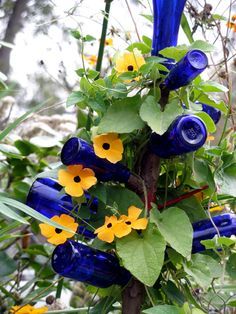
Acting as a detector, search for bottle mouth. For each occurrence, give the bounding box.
[178,115,207,147]
[187,50,208,70]
[61,137,80,165]
[51,241,74,274]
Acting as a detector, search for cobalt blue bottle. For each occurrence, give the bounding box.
[152,0,187,56]
[192,214,236,253]
[61,137,131,183]
[201,103,221,124]
[52,240,131,288]
[164,50,208,90]
[150,115,207,158]
[26,178,97,239]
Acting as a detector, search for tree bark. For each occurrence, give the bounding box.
[0,0,29,75]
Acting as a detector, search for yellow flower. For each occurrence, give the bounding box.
[39,214,78,245]
[105,38,113,46]
[209,205,224,213]
[207,135,215,141]
[93,133,123,164]
[115,48,145,75]
[94,215,127,243]
[84,55,97,65]
[10,305,48,314]
[119,206,148,236]
[58,165,97,197]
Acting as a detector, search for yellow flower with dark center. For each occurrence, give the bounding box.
[93,133,124,163]
[94,215,127,243]
[115,48,145,75]
[227,14,236,32]
[84,55,98,66]
[39,214,78,245]
[119,206,148,236]
[105,38,113,46]
[10,305,48,314]
[58,165,97,197]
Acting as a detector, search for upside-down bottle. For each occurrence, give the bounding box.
[150,115,207,158]
[200,103,221,124]
[152,0,187,58]
[51,240,131,288]
[192,214,236,253]
[26,177,97,239]
[60,137,131,183]
[164,50,208,90]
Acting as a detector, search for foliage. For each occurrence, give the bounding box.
[0,0,236,313]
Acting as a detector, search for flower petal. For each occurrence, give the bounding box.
[80,176,97,190]
[39,223,55,238]
[113,222,131,238]
[48,234,68,245]
[58,169,74,187]
[128,206,142,220]
[67,165,83,175]
[65,182,84,197]
[131,218,148,230]
[97,229,114,243]
[105,149,123,163]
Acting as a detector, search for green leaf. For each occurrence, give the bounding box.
[150,207,193,257]
[184,254,222,288]
[193,159,215,191]
[226,253,236,279]
[198,81,228,93]
[0,252,17,276]
[142,35,152,48]
[0,196,73,232]
[215,163,236,197]
[140,96,183,135]
[194,112,216,133]
[0,100,48,141]
[0,143,23,159]
[143,305,180,314]
[83,34,96,42]
[71,29,81,40]
[177,196,207,223]
[0,202,29,224]
[106,186,143,214]
[190,40,215,52]
[14,140,39,156]
[98,95,145,134]
[67,91,86,107]
[159,46,188,62]
[140,14,153,23]
[195,93,227,114]
[127,42,151,54]
[181,13,194,44]
[116,224,166,286]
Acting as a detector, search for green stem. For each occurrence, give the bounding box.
[55,277,64,299]
[96,0,113,73]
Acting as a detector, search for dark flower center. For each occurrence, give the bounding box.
[125,221,131,225]
[74,176,81,183]
[55,228,62,234]
[107,223,112,228]
[102,143,110,150]
[127,65,134,71]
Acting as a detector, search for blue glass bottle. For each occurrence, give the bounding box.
[164,50,208,90]
[192,214,236,253]
[61,137,131,183]
[150,115,207,158]
[200,103,221,124]
[52,240,131,288]
[26,178,97,239]
[152,0,187,57]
